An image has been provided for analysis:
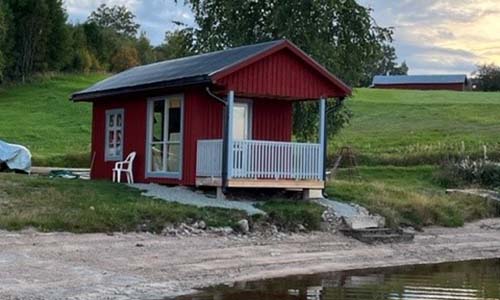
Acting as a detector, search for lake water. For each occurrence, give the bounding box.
[175,259,500,300]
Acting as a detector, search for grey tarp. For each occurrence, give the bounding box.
[0,140,31,172]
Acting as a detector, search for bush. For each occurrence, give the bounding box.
[435,157,500,189]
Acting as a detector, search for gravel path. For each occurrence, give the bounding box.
[130,183,265,215]
[1,218,500,300]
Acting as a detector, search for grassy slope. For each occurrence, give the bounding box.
[0,173,249,233]
[327,166,499,228]
[334,88,500,165]
[2,74,500,167]
[0,74,107,167]
[0,173,328,233]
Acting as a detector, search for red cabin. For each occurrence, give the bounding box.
[71,40,351,197]
[372,75,468,91]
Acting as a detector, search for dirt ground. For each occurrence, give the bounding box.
[1,219,500,300]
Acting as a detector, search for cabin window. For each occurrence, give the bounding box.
[146,95,183,178]
[105,109,124,161]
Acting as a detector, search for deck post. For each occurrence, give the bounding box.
[319,97,327,181]
[221,90,235,192]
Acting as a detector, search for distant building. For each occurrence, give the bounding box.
[372,75,468,91]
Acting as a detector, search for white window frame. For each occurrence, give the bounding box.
[105,108,124,161]
[145,94,184,179]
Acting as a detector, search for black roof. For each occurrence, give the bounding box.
[72,40,283,101]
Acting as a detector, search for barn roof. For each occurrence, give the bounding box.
[372,74,467,86]
[72,40,351,101]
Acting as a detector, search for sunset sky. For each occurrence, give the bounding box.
[66,0,500,75]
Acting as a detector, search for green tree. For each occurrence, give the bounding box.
[188,0,393,86]
[0,2,8,80]
[473,64,500,91]
[136,32,156,64]
[2,0,69,80]
[156,28,195,60]
[186,0,395,140]
[110,46,140,72]
[3,0,49,80]
[45,0,71,71]
[87,4,140,38]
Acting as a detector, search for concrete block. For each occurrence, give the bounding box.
[344,215,385,230]
[303,189,324,200]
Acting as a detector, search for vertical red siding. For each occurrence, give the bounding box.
[181,89,224,185]
[252,98,293,141]
[217,48,341,99]
[91,97,147,181]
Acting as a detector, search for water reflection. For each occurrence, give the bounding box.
[174,259,500,300]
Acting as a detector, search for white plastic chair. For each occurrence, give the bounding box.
[112,152,136,184]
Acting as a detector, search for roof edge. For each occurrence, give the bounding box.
[71,75,211,102]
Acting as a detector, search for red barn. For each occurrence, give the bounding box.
[71,40,351,197]
[372,75,468,91]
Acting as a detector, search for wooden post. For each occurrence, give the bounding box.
[221,90,235,191]
[319,97,327,181]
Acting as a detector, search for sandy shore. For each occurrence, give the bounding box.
[1,218,500,300]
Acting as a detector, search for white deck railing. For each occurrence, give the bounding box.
[196,139,223,177]
[196,139,322,180]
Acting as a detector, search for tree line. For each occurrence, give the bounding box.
[0,0,408,87]
[0,1,193,83]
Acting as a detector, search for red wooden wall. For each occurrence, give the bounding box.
[373,83,465,91]
[216,48,343,100]
[90,89,293,185]
[252,98,292,141]
[91,96,148,182]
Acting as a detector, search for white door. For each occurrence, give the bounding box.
[232,101,252,175]
[233,102,251,140]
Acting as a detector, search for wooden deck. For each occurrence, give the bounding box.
[196,177,324,189]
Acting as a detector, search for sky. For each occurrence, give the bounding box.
[65,0,500,75]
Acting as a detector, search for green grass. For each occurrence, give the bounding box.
[0,173,248,233]
[327,166,499,228]
[0,73,108,167]
[0,173,328,233]
[333,88,500,165]
[256,200,325,231]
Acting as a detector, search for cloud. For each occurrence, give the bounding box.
[358,0,500,75]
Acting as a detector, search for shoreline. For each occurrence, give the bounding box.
[1,218,500,300]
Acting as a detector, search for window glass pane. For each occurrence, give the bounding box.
[152,100,165,142]
[116,131,122,144]
[167,98,181,142]
[115,130,122,157]
[116,144,122,157]
[150,144,164,172]
[109,130,116,157]
[166,143,181,172]
[116,114,122,127]
[109,114,115,127]
[109,131,115,145]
